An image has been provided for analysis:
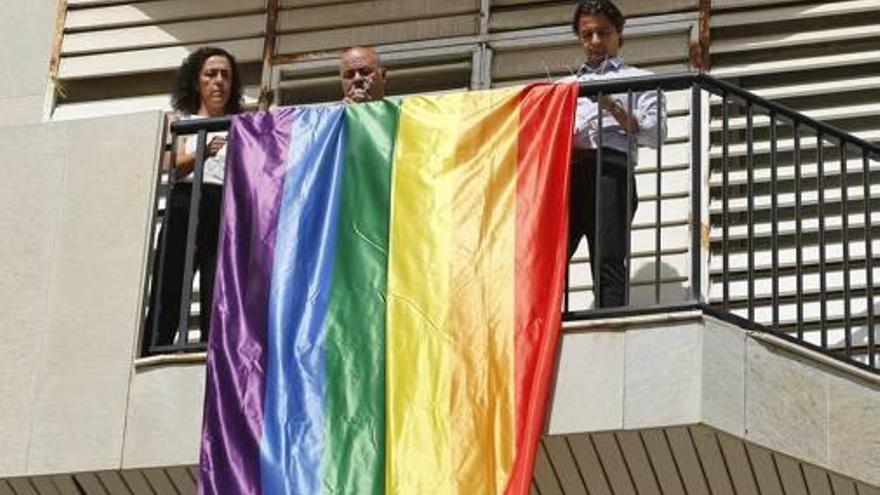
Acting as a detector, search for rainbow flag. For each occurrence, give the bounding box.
[198,83,577,495]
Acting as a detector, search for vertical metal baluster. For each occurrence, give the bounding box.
[210,123,232,350]
[794,123,804,340]
[690,85,701,303]
[863,148,875,367]
[595,92,604,308]
[149,130,177,353]
[625,88,634,307]
[722,94,730,310]
[841,140,851,357]
[565,134,571,313]
[564,248,571,313]
[817,133,827,348]
[770,112,779,331]
[746,103,755,321]
[565,134,572,313]
[656,87,664,304]
[177,129,208,347]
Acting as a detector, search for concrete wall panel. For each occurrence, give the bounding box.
[624,322,702,428]
[547,331,624,434]
[0,122,67,477]
[828,370,880,486]
[0,112,162,476]
[744,338,830,468]
[25,111,162,474]
[0,1,56,125]
[701,321,746,437]
[122,364,205,469]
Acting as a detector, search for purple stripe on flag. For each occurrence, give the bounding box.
[198,107,299,495]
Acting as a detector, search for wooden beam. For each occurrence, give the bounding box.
[44,0,69,119]
[689,0,710,70]
[260,0,279,110]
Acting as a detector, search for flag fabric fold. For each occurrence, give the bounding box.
[199,83,577,495]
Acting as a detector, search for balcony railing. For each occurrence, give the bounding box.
[142,116,230,356]
[141,73,880,375]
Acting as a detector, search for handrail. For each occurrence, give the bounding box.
[572,72,880,157]
[170,115,232,134]
[694,74,880,156]
[168,72,880,159]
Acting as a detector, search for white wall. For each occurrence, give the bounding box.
[0,1,57,125]
[0,111,164,476]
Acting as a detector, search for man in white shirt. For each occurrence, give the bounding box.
[562,0,667,308]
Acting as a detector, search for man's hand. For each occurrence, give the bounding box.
[598,95,639,133]
[597,94,616,111]
[344,81,373,104]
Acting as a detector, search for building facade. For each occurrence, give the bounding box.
[1,0,879,493]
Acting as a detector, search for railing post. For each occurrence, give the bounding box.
[746,102,755,322]
[146,127,174,355]
[770,112,779,332]
[176,129,209,347]
[625,89,634,307]
[721,93,730,310]
[690,83,703,303]
[654,87,663,305]
[595,92,604,308]
[864,148,876,368]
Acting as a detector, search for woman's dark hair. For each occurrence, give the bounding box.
[171,47,243,115]
[571,0,625,36]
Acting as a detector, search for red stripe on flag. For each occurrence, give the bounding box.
[507,82,578,495]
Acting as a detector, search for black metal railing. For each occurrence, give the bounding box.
[566,73,879,374]
[563,74,702,317]
[142,117,230,356]
[140,74,880,374]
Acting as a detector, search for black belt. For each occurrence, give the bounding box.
[572,148,630,170]
[573,147,628,160]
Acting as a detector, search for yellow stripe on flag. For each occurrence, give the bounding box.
[386,87,521,495]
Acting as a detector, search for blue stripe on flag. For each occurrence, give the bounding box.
[261,105,346,495]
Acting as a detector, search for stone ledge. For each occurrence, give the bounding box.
[549,308,880,486]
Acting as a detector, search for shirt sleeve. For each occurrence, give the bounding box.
[634,88,667,149]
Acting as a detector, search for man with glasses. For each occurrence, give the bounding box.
[562,0,667,308]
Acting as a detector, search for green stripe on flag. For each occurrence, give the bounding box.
[323,100,400,495]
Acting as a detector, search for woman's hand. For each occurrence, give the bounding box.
[207,136,227,157]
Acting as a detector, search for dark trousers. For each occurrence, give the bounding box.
[146,182,222,349]
[568,148,638,308]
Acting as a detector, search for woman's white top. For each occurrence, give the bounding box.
[180,114,227,186]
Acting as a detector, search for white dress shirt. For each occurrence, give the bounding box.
[560,57,667,163]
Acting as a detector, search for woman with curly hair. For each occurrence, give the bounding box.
[147,47,243,351]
